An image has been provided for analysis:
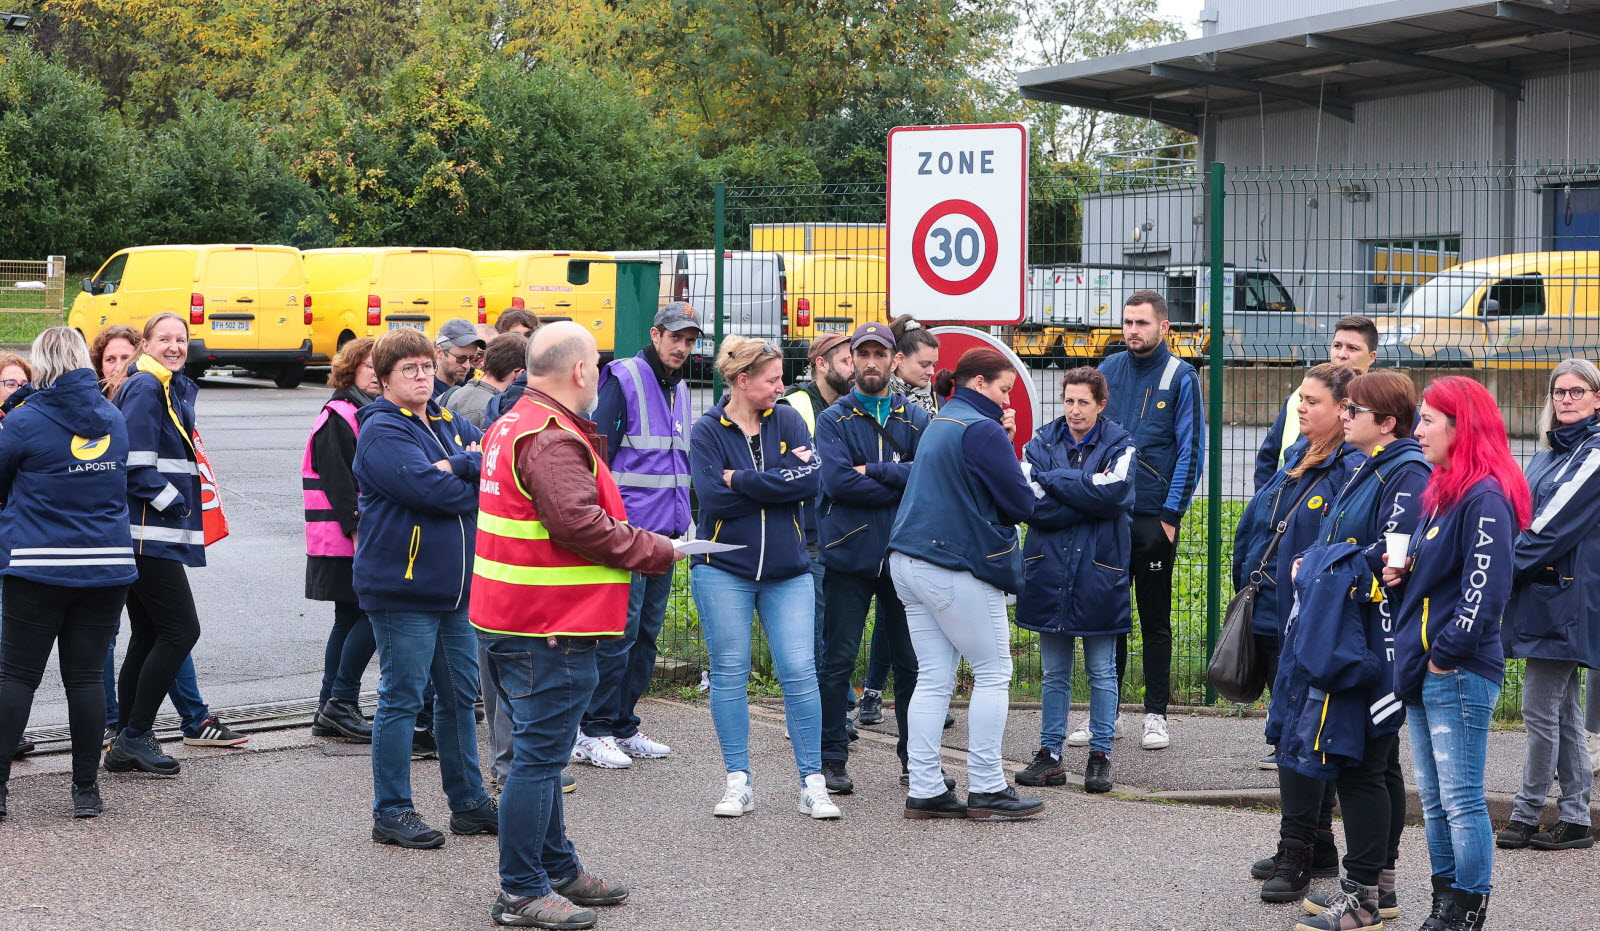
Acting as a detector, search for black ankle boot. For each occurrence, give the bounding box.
[1260,838,1312,902]
[1441,890,1488,931]
[1420,874,1453,930]
[315,700,373,743]
[72,782,103,818]
[104,731,180,776]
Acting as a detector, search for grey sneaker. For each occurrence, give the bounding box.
[491,891,595,929]
[550,872,629,906]
[1293,877,1382,931]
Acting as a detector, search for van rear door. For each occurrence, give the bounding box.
[376,250,435,336]
[253,247,310,352]
[199,248,265,352]
[431,251,482,338]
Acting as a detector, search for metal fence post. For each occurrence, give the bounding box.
[712,182,727,400]
[1204,161,1226,706]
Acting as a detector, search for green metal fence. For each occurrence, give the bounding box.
[653,158,1600,718]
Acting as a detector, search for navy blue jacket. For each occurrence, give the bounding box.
[485,372,527,425]
[816,392,929,577]
[688,399,818,582]
[1016,417,1136,636]
[114,359,205,566]
[888,388,1034,594]
[1504,416,1600,668]
[1099,343,1206,525]
[1233,441,1365,636]
[1253,391,1297,492]
[1391,478,1515,704]
[352,398,483,613]
[0,369,137,588]
[1267,543,1378,778]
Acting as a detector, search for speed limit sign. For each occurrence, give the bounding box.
[888,124,1027,324]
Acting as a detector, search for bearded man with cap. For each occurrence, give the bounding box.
[813,321,931,794]
[569,301,701,770]
[435,319,487,399]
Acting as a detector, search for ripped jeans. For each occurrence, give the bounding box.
[1407,668,1500,895]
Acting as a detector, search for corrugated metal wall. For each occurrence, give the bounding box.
[1210,0,1392,33]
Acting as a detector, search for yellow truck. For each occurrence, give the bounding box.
[475,251,617,355]
[302,247,484,360]
[1009,264,1205,365]
[750,223,884,258]
[781,253,887,351]
[69,244,314,387]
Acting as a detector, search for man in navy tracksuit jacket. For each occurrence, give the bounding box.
[1099,291,1205,745]
[814,322,930,793]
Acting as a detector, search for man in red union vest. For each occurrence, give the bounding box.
[470,322,681,930]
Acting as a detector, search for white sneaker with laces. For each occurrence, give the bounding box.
[616,733,671,759]
[798,773,841,820]
[1140,713,1170,750]
[714,771,754,817]
[572,734,632,769]
[1067,713,1124,747]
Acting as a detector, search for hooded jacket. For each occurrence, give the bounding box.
[1391,477,1515,704]
[485,372,528,424]
[688,398,819,582]
[1504,415,1600,668]
[114,355,205,566]
[816,391,929,576]
[352,397,483,613]
[1016,417,1137,637]
[0,368,137,588]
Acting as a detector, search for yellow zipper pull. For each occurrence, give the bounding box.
[405,525,421,580]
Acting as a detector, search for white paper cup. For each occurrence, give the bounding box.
[1384,532,1411,567]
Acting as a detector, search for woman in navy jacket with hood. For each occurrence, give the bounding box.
[1013,367,1134,796]
[1498,358,1600,853]
[1270,371,1430,929]
[1382,376,1530,931]
[0,328,137,819]
[353,327,494,850]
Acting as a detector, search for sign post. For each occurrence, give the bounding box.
[887,124,1028,325]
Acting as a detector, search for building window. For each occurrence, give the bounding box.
[1367,237,1462,306]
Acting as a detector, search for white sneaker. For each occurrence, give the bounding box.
[1140,713,1170,750]
[617,733,671,759]
[798,773,841,820]
[572,734,632,769]
[1067,713,1125,747]
[713,771,754,817]
[1589,730,1600,775]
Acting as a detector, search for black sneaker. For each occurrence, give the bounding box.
[820,759,853,795]
[1253,828,1337,880]
[1084,751,1112,793]
[903,790,967,820]
[412,729,439,760]
[1261,838,1312,903]
[182,715,248,747]
[72,782,103,819]
[450,798,500,835]
[1496,819,1539,849]
[857,689,885,726]
[314,699,372,743]
[845,717,859,742]
[102,725,117,750]
[1015,748,1066,787]
[491,890,596,929]
[966,785,1045,820]
[1529,820,1594,850]
[12,739,35,759]
[104,732,180,776]
[372,810,446,849]
[899,769,957,790]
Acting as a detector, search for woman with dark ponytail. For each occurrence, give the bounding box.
[888,315,942,414]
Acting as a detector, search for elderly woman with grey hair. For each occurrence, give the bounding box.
[1498,357,1600,853]
[0,328,137,820]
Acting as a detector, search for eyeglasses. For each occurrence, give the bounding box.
[1341,401,1375,417]
[446,350,477,365]
[1552,386,1593,401]
[0,379,22,390]
[399,361,437,379]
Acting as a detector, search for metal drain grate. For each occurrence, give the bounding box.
[22,692,379,753]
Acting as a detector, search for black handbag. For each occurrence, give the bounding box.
[1207,479,1320,703]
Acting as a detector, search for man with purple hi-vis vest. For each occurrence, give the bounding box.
[572,301,701,770]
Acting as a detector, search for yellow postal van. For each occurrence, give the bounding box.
[781,253,887,349]
[303,248,485,361]
[474,251,617,355]
[69,244,313,387]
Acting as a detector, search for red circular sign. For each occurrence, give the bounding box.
[929,326,1037,459]
[911,199,999,296]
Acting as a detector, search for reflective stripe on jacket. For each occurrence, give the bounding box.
[602,353,691,535]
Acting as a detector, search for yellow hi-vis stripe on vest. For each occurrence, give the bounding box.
[478,512,551,540]
[473,556,630,586]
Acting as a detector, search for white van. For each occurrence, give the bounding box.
[607,250,787,378]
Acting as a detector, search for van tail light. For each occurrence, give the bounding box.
[796,297,811,328]
[367,294,381,326]
[190,293,204,325]
[511,296,525,310]
[477,295,487,324]
[675,274,689,302]
[781,301,789,338]
[303,293,313,326]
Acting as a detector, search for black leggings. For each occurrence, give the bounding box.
[118,556,201,735]
[0,577,128,788]
[1279,732,1406,884]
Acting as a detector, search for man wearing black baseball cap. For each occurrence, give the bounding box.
[434,319,486,399]
[813,321,933,795]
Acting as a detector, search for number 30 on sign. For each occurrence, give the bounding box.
[887,123,1027,325]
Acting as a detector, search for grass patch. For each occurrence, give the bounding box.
[0,312,64,345]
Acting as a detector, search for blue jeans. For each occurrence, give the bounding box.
[1408,669,1501,895]
[581,570,671,739]
[481,634,595,899]
[102,634,209,732]
[368,608,488,819]
[691,564,821,782]
[322,601,376,705]
[1039,632,1118,754]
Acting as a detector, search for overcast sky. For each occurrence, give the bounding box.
[1157,0,1201,37]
